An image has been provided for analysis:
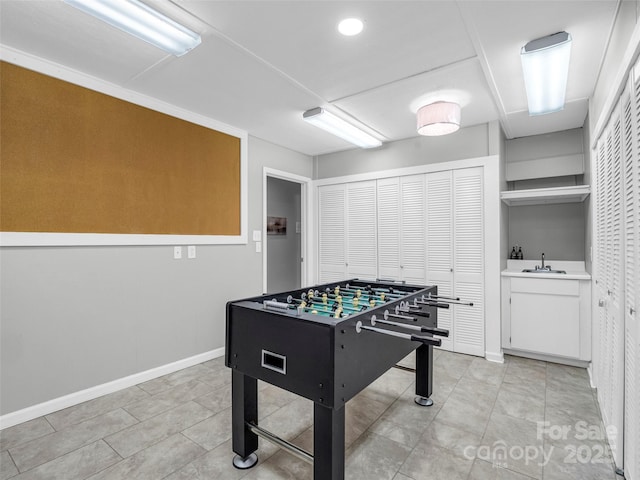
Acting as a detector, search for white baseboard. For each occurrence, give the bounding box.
[0,348,225,430]
[502,348,590,368]
[485,350,505,363]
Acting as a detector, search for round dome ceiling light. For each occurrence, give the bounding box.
[338,18,364,36]
[417,101,461,136]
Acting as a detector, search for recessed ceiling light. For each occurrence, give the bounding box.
[338,18,363,36]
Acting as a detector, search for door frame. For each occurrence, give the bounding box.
[263,167,312,294]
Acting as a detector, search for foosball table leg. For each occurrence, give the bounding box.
[414,344,434,407]
[231,370,259,469]
[313,402,345,480]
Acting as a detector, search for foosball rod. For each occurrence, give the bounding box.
[422,293,473,307]
[371,316,450,337]
[355,321,441,347]
[423,295,474,306]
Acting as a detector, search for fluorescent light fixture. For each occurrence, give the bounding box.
[303,107,382,148]
[417,101,460,136]
[338,18,364,36]
[520,31,572,115]
[64,0,202,56]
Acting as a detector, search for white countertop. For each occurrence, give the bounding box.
[501,260,591,280]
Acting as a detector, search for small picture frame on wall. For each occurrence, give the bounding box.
[267,216,287,235]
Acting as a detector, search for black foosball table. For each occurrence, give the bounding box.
[225,279,451,480]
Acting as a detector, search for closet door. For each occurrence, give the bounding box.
[426,171,454,351]
[318,184,347,283]
[623,73,640,480]
[377,177,401,282]
[399,174,427,285]
[595,102,625,467]
[452,167,485,356]
[346,181,378,281]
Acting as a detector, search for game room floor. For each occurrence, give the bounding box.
[0,350,620,480]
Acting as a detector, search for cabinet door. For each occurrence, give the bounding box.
[318,184,347,283]
[426,171,454,351]
[377,177,401,282]
[453,168,485,357]
[510,279,580,358]
[346,181,378,281]
[400,174,426,284]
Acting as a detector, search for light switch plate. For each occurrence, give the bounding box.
[256,241,262,253]
[174,246,182,259]
[188,245,196,259]
[253,230,262,242]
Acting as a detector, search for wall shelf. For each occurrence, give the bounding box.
[500,185,590,206]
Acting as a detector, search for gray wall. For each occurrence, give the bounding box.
[504,129,588,262]
[314,123,495,178]
[0,135,313,415]
[266,177,301,293]
[508,203,586,261]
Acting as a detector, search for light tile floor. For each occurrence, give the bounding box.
[0,350,622,480]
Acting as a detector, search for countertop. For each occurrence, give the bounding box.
[501,260,591,280]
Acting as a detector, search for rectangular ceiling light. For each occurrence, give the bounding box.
[64,0,202,56]
[520,31,572,115]
[303,107,383,149]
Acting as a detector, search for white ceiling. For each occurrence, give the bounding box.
[0,0,620,156]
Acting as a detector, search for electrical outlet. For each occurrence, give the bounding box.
[188,245,196,259]
[174,246,182,259]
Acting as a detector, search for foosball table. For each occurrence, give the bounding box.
[225,279,452,480]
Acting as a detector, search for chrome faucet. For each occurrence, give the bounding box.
[535,253,548,271]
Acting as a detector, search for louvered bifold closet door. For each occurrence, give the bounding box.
[596,101,625,468]
[623,70,640,480]
[399,175,427,285]
[595,136,607,392]
[377,177,401,282]
[452,167,485,356]
[318,184,347,283]
[426,171,454,351]
[346,181,378,281]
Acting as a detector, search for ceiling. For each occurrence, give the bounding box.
[0,0,620,156]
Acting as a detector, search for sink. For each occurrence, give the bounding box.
[522,268,566,274]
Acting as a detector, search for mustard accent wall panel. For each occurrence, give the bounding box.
[0,61,241,236]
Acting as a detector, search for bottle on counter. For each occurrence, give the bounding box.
[517,247,523,259]
[510,246,517,259]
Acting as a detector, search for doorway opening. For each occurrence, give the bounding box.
[263,169,311,294]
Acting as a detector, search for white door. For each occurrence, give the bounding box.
[377,177,401,282]
[426,170,454,351]
[623,74,640,480]
[400,174,427,285]
[318,184,347,283]
[346,181,378,281]
[595,102,625,468]
[453,167,485,356]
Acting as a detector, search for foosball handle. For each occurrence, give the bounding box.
[422,326,449,338]
[409,334,441,347]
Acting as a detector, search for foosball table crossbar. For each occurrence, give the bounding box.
[233,421,314,468]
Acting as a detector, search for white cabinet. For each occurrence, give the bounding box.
[502,274,591,361]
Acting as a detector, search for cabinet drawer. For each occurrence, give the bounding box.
[510,277,579,296]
